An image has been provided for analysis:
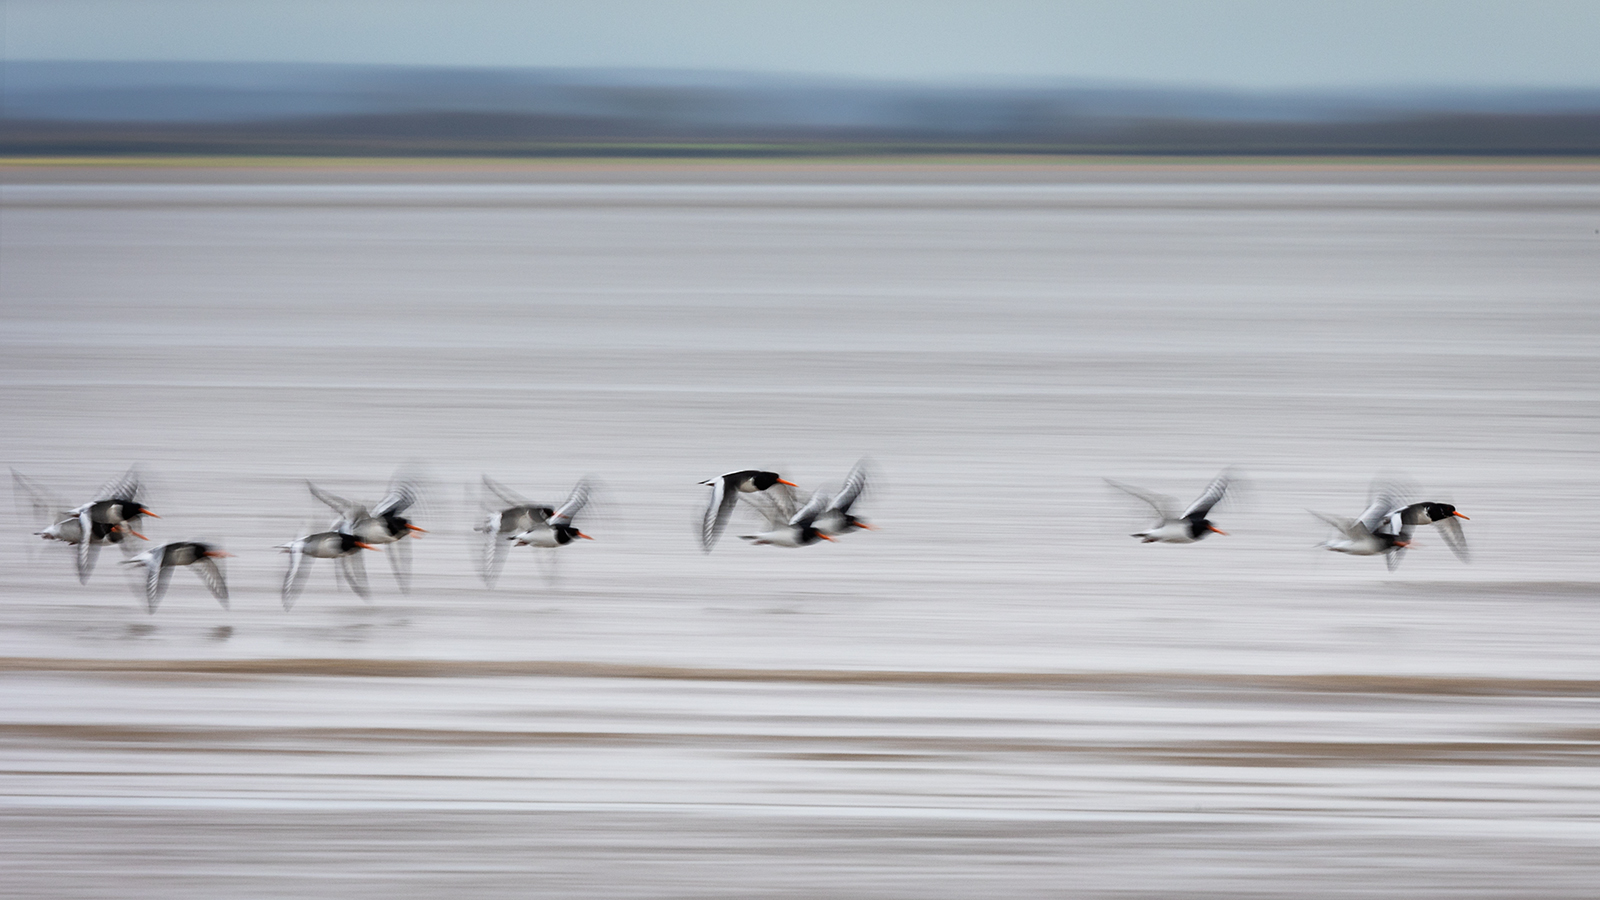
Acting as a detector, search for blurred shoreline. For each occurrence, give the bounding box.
[4,154,1600,186]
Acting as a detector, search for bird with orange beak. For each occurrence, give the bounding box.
[1107,470,1233,544]
[122,541,231,613]
[699,470,798,552]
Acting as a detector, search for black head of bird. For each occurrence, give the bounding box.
[1422,502,1468,522]
[750,472,797,491]
[552,524,594,545]
[382,511,426,538]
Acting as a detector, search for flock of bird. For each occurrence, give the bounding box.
[11,463,1470,614]
[1105,470,1470,573]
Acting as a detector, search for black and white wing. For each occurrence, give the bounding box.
[94,467,142,503]
[829,461,870,514]
[75,509,99,583]
[308,482,356,516]
[387,536,412,594]
[482,476,532,510]
[789,491,830,530]
[550,479,591,526]
[743,483,799,529]
[143,554,174,614]
[282,544,312,610]
[1363,478,1415,534]
[1182,471,1231,520]
[1106,480,1178,521]
[374,478,419,517]
[1435,516,1471,563]
[700,475,742,552]
[479,516,510,589]
[338,552,371,601]
[194,556,229,607]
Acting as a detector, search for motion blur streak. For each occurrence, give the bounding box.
[1,161,1599,897]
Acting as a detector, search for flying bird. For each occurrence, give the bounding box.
[121,541,231,613]
[13,469,142,558]
[699,470,796,552]
[812,461,876,538]
[308,476,425,593]
[738,488,836,548]
[277,531,379,610]
[1107,470,1232,544]
[474,476,559,588]
[1386,501,1471,563]
[65,468,157,584]
[508,478,594,550]
[1311,481,1414,571]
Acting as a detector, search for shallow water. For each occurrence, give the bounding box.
[1,165,1598,897]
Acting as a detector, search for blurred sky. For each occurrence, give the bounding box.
[5,0,1599,90]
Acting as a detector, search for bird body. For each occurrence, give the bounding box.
[738,489,835,548]
[121,541,231,613]
[812,461,874,537]
[1387,501,1471,563]
[1312,483,1414,571]
[308,477,424,593]
[700,470,796,552]
[508,479,593,549]
[278,531,377,608]
[1108,471,1232,544]
[63,469,156,583]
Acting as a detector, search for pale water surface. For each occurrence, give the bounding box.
[1,166,1598,897]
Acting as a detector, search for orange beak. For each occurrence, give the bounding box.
[206,550,235,558]
[1208,525,1228,535]
[140,508,160,519]
[816,532,836,541]
[577,531,594,540]
[1453,512,1470,520]
[356,541,379,550]
[128,529,149,540]
[777,479,798,487]
[855,523,876,530]
[406,524,427,535]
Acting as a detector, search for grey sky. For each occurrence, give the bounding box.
[6,0,1599,90]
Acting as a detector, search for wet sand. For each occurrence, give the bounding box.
[2,162,1599,897]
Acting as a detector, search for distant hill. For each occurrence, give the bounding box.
[6,61,1600,156]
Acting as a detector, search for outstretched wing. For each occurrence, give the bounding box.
[387,536,412,594]
[75,510,99,583]
[1386,545,1407,573]
[1434,516,1471,563]
[338,552,371,601]
[94,467,141,503]
[1105,480,1178,520]
[308,482,355,516]
[1362,478,1415,534]
[1182,471,1231,520]
[482,476,532,510]
[145,557,174,614]
[282,546,311,610]
[550,479,591,526]
[479,517,510,589]
[829,461,870,514]
[743,485,798,529]
[701,477,740,552]
[194,557,229,607]
[374,478,419,517]
[789,491,830,529]
[11,469,65,529]
[1309,510,1363,540]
